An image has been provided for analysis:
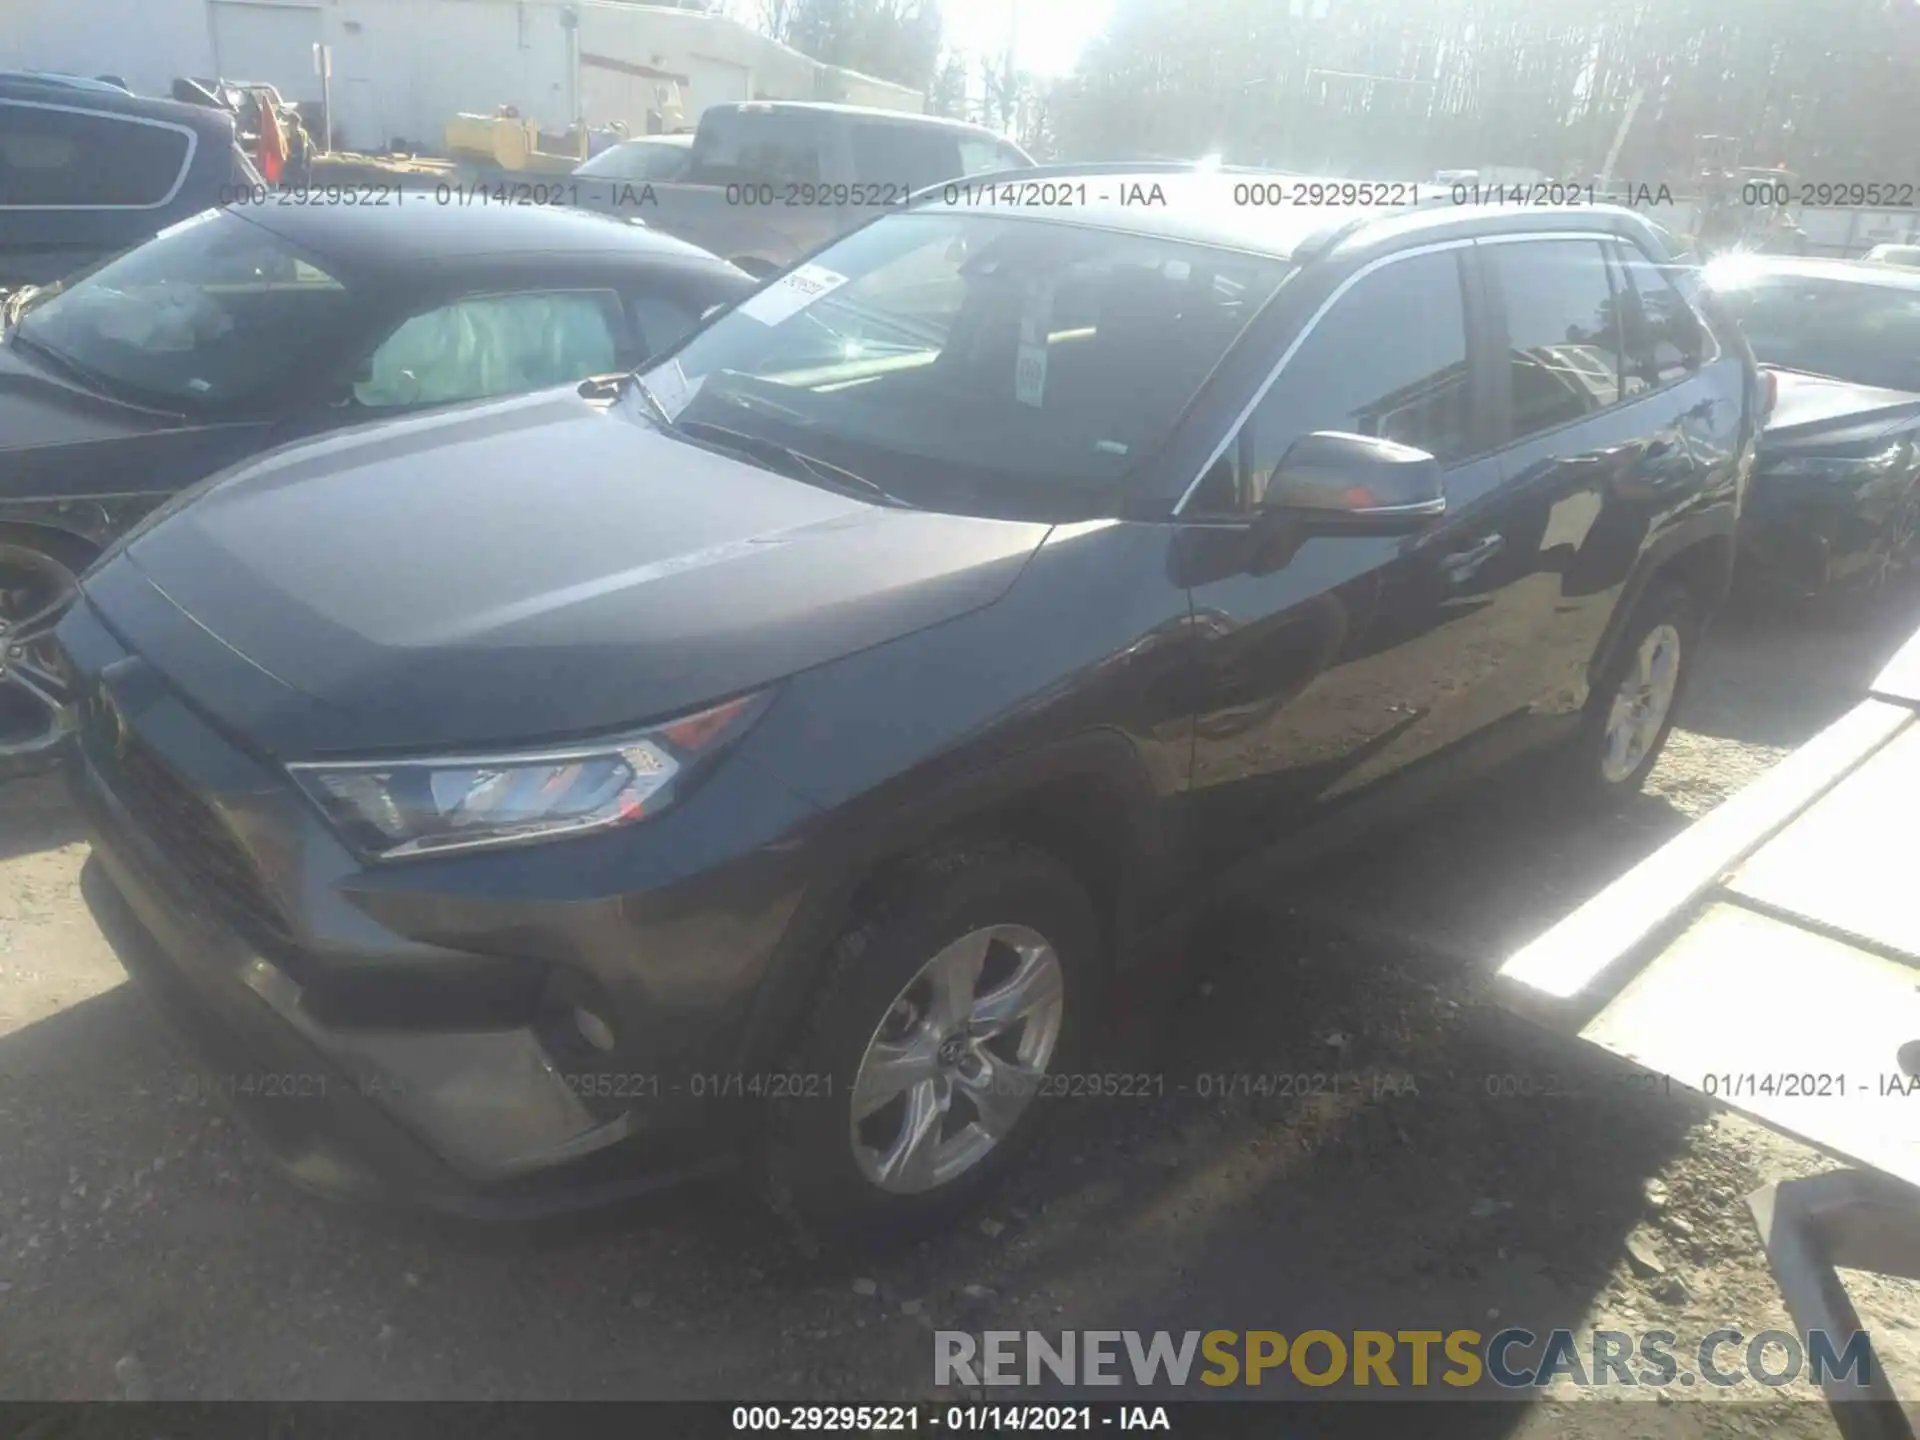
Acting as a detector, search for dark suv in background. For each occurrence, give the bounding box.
[58,175,1759,1244]
[0,78,260,293]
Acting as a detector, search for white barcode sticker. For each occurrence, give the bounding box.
[737,264,850,326]
[1015,280,1055,408]
[1015,344,1048,407]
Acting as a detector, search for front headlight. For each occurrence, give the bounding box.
[288,690,770,861]
[1761,446,1904,481]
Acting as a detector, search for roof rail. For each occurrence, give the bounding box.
[907,159,1309,206]
[1287,185,1487,263]
[1293,192,1669,265]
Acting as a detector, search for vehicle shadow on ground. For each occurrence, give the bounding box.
[1689,585,1920,751]
[883,781,1715,1394]
[0,774,1804,1412]
[0,772,86,863]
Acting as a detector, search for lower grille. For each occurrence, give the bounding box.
[81,686,301,961]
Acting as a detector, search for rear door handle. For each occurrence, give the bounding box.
[1442,533,1504,581]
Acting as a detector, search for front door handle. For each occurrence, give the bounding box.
[1442,533,1505,582]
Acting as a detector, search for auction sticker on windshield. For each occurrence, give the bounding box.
[1015,279,1054,408]
[737,264,850,326]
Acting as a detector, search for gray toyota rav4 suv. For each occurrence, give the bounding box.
[57,172,1760,1244]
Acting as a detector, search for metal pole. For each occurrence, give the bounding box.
[314,42,332,155]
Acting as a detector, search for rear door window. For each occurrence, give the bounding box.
[0,101,193,206]
[1487,239,1629,441]
[1613,246,1711,389]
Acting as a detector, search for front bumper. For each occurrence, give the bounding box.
[59,588,820,1219]
[1739,469,1919,596]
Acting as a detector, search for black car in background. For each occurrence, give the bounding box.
[58,183,1755,1243]
[0,201,753,776]
[1702,254,1920,598]
[0,78,261,293]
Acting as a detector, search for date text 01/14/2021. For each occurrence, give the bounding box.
[729,1405,1173,1431]
[1699,1072,1920,1098]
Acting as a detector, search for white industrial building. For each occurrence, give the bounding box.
[1,0,923,152]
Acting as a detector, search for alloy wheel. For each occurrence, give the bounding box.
[0,543,80,774]
[849,923,1065,1195]
[1600,622,1682,784]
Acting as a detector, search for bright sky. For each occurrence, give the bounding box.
[942,0,1115,75]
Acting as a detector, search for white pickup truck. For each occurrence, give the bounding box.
[566,101,1033,277]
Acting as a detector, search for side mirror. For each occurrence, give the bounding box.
[1261,431,1446,535]
[701,303,725,322]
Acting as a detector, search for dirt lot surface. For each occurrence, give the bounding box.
[4,591,1919,1435]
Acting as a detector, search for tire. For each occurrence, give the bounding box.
[763,840,1097,1249]
[1558,579,1700,804]
[0,528,93,784]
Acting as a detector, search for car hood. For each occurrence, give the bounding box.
[116,387,1051,755]
[0,338,183,451]
[1763,369,1920,450]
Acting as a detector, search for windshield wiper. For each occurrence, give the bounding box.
[10,327,108,389]
[675,418,911,508]
[8,326,173,410]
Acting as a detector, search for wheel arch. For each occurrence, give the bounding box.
[1589,521,1734,692]
[731,729,1173,1076]
[0,516,106,569]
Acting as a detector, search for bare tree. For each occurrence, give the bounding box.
[1050,0,1920,180]
[756,0,799,43]
[787,0,944,91]
[928,52,970,119]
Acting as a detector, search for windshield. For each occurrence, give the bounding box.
[637,212,1290,517]
[575,140,691,181]
[1707,268,1920,392]
[12,209,370,411]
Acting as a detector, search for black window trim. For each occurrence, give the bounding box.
[0,97,199,211]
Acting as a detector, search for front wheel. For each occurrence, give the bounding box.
[0,538,85,782]
[763,841,1096,1247]
[1559,579,1699,802]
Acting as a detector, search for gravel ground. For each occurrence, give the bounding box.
[2,589,1918,1434]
